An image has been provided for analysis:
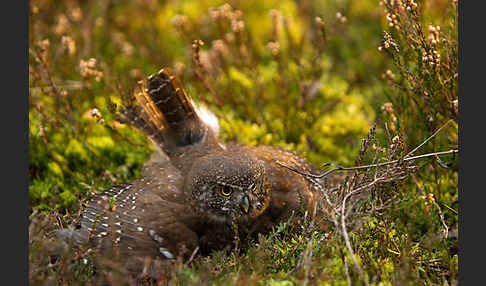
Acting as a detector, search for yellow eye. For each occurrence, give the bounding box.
[221,186,233,196]
[250,183,257,192]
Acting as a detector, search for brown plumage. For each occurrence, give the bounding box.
[64,68,337,278]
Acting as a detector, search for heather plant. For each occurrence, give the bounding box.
[29,0,458,285]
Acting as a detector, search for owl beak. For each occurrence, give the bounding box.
[239,195,250,214]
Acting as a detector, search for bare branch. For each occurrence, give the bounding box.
[404,119,453,158]
[184,246,200,266]
[276,149,458,179]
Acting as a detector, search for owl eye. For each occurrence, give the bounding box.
[250,183,257,193]
[221,186,233,196]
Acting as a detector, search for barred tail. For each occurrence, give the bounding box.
[119,68,212,155]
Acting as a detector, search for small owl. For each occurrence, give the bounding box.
[61,68,334,277]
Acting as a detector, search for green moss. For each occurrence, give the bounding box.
[65,139,88,160]
[86,136,115,149]
[47,161,63,178]
[29,179,54,202]
[58,190,77,208]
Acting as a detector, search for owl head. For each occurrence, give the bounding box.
[185,152,270,223]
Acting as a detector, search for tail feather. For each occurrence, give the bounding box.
[146,68,206,147]
[146,69,197,128]
[118,101,165,147]
[118,68,213,155]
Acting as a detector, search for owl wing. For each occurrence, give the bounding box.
[250,144,344,191]
[226,145,331,230]
[71,161,199,275]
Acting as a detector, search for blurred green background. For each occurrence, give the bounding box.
[29,0,457,284]
[29,0,455,210]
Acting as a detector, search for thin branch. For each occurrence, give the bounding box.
[184,246,200,266]
[276,149,458,179]
[29,47,69,115]
[339,178,385,286]
[404,119,453,158]
[434,154,454,169]
[344,255,352,286]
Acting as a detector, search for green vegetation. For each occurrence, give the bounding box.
[29,0,458,285]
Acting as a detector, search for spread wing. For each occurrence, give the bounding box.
[71,160,199,272]
[238,144,343,231]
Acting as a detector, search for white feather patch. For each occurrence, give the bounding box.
[191,100,220,135]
